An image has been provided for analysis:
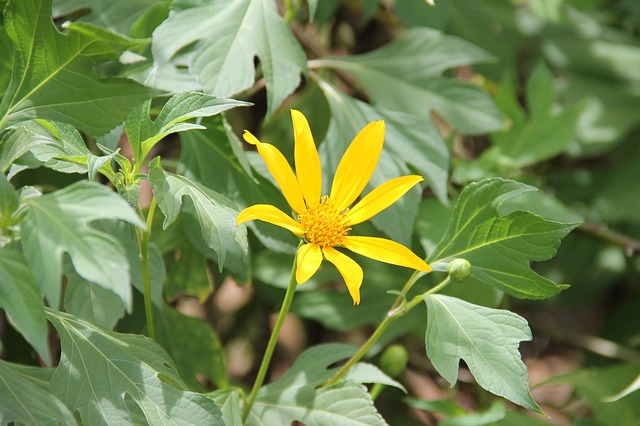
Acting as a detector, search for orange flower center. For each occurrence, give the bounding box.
[298,196,351,248]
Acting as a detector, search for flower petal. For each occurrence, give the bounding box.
[345,175,424,226]
[237,204,304,236]
[323,247,363,305]
[343,236,431,272]
[296,243,323,284]
[292,110,322,208]
[243,130,306,214]
[330,120,385,211]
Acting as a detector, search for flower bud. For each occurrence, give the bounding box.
[379,344,409,378]
[447,258,472,282]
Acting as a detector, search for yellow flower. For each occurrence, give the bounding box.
[237,110,431,304]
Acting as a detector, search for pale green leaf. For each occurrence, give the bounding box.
[0,249,49,364]
[248,344,390,425]
[21,181,145,308]
[152,0,307,117]
[314,27,503,134]
[0,0,155,134]
[424,294,540,412]
[124,91,250,164]
[0,122,55,173]
[0,173,19,227]
[156,305,228,390]
[0,359,77,426]
[429,178,579,299]
[149,156,247,268]
[52,0,161,35]
[316,77,449,204]
[209,388,243,426]
[63,267,126,330]
[46,309,224,425]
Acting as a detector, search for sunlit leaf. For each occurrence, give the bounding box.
[152,0,306,117]
[424,294,541,412]
[247,344,390,425]
[124,91,250,164]
[0,0,155,134]
[46,309,224,425]
[21,181,144,308]
[429,178,580,299]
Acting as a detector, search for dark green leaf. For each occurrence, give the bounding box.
[156,305,228,390]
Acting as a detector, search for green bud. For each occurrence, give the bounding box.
[447,258,471,282]
[379,344,409,378]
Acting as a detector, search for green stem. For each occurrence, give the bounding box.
[136,197,157,340]
[242,253,299,422]
[325,274,452,387]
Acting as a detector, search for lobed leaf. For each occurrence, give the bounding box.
[46,309,224,425]
[152,0,307,117]
[0,0,155,134]
[429,178,580,299]
[424,294,541,412]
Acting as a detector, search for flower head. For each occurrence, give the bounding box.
[237,110,431,304]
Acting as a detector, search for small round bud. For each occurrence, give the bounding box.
[379,344,409,378]
[447,258,472,282]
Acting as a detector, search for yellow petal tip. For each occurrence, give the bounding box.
[243,130,260,146]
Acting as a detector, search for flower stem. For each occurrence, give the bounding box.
[325,273,452,387]
[242,253,298,421]
[136,197,157,340]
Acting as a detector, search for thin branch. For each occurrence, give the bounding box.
[578,221,640,257]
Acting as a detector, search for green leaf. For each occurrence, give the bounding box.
[491,66,582,168]
[124,91,250,165]
[424,294,541,412]
[248,343,390,425]
[0,249,49,364]
[63,266,126,330]
[46,309,224,425]
[0,0,155,134]
[209,388,243,426]
[149,157,247,268]
[179,121,298,254]
[429,178,579,299]
[0,359,78,426]
[152,0,307,117]
[315,27,503,134]
[156,305,228,390]
[0,172,19,228]
[52,0,162,35]
[316,77,449,205]
[21,181,144,308]
[165,243,212,302]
